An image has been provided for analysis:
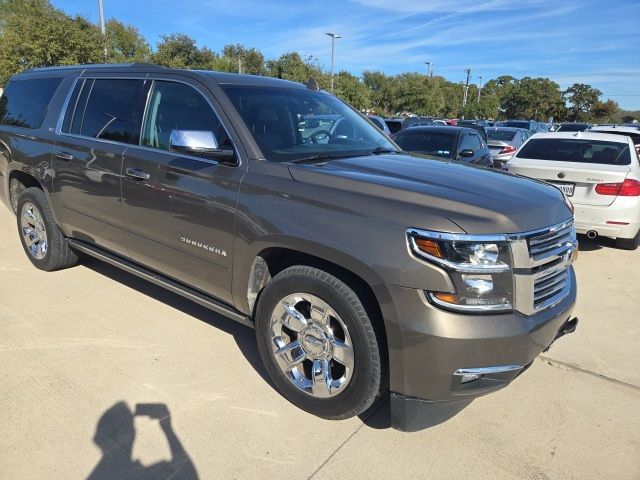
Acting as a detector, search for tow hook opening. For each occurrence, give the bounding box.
[545,317,579,352]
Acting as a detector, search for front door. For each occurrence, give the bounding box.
[122,78,245,305]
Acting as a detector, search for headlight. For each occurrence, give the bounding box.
[407,229,514,313]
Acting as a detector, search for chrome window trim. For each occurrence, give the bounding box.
[53,75,242,168]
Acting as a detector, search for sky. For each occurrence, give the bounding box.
[54,0,640,109]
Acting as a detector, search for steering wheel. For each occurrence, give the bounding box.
[305,129,332,144]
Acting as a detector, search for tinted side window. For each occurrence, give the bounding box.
[69,79,147,144]
[459,133,474,151]
[0,77,62,129]
[469,133,483,150]
[369,117,384,130]
[141,81,230,152]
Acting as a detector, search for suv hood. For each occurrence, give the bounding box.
[288,154,572,234]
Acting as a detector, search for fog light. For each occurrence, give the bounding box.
[461,373,482,384]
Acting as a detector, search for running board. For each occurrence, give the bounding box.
[67,239,254,329]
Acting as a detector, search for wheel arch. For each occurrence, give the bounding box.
[242,243,393,377]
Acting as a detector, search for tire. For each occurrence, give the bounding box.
[255,265,386,420]
[16,187,78,271]
[616,230,639,250]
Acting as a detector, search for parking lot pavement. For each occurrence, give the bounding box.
[0,208,638,480]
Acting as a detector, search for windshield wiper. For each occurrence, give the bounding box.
[369,147,400,155]
[288,153,363,164]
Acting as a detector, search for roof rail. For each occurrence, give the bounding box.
[22,63,165,74]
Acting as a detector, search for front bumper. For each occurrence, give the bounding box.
[389,278,578,431]
[378,268,577,429]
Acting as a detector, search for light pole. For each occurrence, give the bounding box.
[98,0,107,59]
[425,62,432,78]
[477,76,483,103]
[325,32,342,92]
[462,68,471,109]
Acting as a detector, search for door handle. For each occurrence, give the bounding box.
[125,168,150,181]
[55,152,74,161]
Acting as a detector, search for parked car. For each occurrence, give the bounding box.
[557,122,591,132]
[503,119,538,132]
[383,117,403,135]
[486,127,530,169]
[508,132,640,249]
[0,64,578,431]
[367,115,391,135]
[393,126,493,167]
[456,119,489,142]
[590,125,640,157]
[402,116,435,129]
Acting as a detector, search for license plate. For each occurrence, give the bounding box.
[548,181,575,197]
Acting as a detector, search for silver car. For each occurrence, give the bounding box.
[486,127,530,169]
[508,132,640,249]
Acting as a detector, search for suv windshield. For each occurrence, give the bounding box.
[518,138,631,165]
[221,85,398,162]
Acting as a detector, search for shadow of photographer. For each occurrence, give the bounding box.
[87,402,198,480]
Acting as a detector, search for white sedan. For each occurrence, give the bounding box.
[508,131,640,250]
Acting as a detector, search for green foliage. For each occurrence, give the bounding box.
[222,44,265,75]
[565,83,603,121]
[0,0,103,84]
[501,77,565,121]
[152,33,218,69]
[0,1,627,122]
[333,71,370,110]
[105,18,151,63]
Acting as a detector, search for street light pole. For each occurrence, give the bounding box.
[325,33,342,92]
[425,62,431,78]
[98,0,107,59]
[477,76,483,103]
[462,68,471,109]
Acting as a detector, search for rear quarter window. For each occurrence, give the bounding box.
[0,77,62,129]
[518,138,631,165]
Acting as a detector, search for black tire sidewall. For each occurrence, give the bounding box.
[256,270,380,419]
[16,189,56,270]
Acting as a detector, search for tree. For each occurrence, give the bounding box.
[152,34,217,70]
[221,44,264,75]
[362,71,398,115]
[395,73,444,116]
[266,52,327,87]
[501,77,565,120]
[105,18,151,63]
[333,71,370,110]
[565,83,602,121]
[592,99,619,122]
[0,0,103,84]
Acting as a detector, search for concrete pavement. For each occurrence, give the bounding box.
[0,208,638,479]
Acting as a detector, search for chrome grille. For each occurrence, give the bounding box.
[528,221,574,262]
[511,219,576,316]
[533,268,569,310]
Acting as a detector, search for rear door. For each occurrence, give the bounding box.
[511,137,632,206]
[53,77,149,255]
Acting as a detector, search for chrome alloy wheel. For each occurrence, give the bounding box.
[20,202,48,260]
[270,293,355,398]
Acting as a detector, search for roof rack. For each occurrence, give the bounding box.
[23,63,165,73]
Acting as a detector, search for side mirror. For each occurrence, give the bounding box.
[170,130,236,164]
[459,149,475,158]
